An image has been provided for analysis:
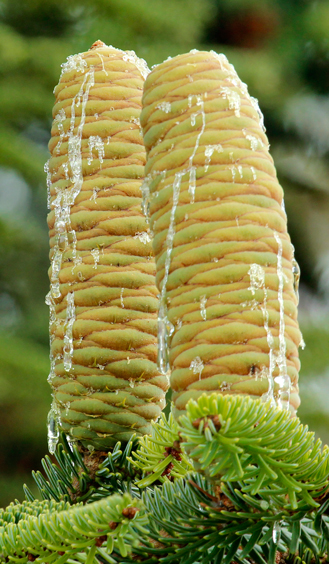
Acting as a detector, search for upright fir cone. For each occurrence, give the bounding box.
[45,41,168,452]
[140,50,303,419]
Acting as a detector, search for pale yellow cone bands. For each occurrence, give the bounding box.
[46,42,168,450]
[141,50,302,418]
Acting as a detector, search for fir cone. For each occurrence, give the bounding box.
[140,50,303,419]
[45,42,168,452]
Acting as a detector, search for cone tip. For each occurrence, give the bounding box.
[90,40,107,50]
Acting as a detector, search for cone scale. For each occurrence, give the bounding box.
[140,50,303,419]
[45,42,168,452]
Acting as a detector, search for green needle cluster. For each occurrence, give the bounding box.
[0,492,145,563]
[179,393,329,511]
[131,411,193,487]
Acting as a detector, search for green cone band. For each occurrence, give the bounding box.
[46,42,168,451]
[141,50,303,418]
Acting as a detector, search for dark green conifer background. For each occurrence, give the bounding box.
[0,0,329,507]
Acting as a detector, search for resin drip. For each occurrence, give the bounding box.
[200,295,207,320]
[220,86,241,117]
[87,135,105,165]
[54,109,66,154]
[45,291,57,383]
[91,247,100,268]
[157,171,183,375]
[187,95,206,204]
[157,95,206,373]
[273,232,290,410]
[190,356,204,381]
[47,399,61,454]
[50,67,94,299]
[248,263,275,406]
[63,292,76,372]
[204,144,223,172]
[134,231,151,244]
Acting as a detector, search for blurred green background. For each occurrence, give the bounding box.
[0,0,329,507]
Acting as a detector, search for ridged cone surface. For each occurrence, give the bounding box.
[141,50,302,418]
[46,42,168,450]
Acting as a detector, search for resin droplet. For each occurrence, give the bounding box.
[274,232,290,410]
[63,292,75,372]
[61,53,87,77]
[250,96,266,132]
[248,263,265,295]
[91,248,100,269]
[140,174,152,223]
[248,263,275,407]
[189,357,204,380]
[200,294,207,320]
[242,128,262,151]
[272,522,281,544]
[292,258,300,302]
[87,135,105,165]
[54,109,66,154]
[220,87,241,117]
[120,288,125,309]
[44,160,52,209]
[156,101,171,113]
[157,171,183,374]
[204,144,223,172]
[250,166,257,180]
[122,51,149,79]
[134,231,151,244]
[47,401,60,454]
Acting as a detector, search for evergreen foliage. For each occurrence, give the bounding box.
[180,395,329,511]
[24,434,140,504]
[131,412,193,487]
[1,396,329,564]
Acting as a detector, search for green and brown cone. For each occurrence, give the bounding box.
[46,41,168,451]
[141,50,303,419]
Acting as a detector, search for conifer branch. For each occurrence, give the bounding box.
[1,414,329,563]
[24,434,140,505]
[130,412,193,487]
[0,492,145,563]
[179,394,329,512]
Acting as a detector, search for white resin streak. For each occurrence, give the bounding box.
[44,160,52,209]
[91,248,100,269]
[248,263,275,407]
[45,291,56,383]
[157,95,207,374]
[134,231,151,244]
[87,135,105,165]
[188,96,206,204]
[220,86,241,117]
[120,288,125,309]
[54,109,66,154]
[122,51,149,79]
[200,295,207,320]
[97,52,108,75]
[157,172,182,375]
[156,101,171,113]
[60,53,87,77]
[50,68,95,299]
[189,356,204,381]
[248,241,290,411]
[204,144,223,172]
[210,48,267,137]
[63,291,76,372]
[273,233,290,410]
